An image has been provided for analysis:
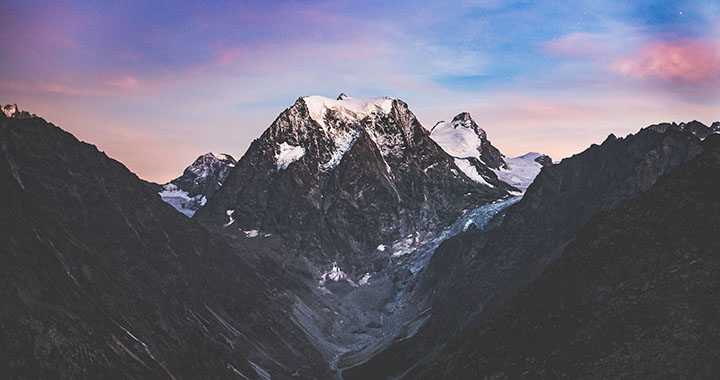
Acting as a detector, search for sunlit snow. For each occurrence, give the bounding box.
[276,142,305,170]
[303,95,394,128]
[491,152,544,191]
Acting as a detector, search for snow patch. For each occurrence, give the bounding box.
[359,273,372,286]
[244,230,260,238]
[223,210,235,227]
[275,142,305,170]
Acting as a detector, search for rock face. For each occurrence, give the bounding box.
[159,152,236,217]
[0,114,332,378]
[195,95,515,272]
[342,125,703,379]
[415,135,720,379]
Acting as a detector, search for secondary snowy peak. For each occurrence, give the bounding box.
[302,95,394,128]
[430,112,505,169]
[184,152,236,178]
[159,152,237,217]
[430,112,513,188]
[492,152,552,191]
[432,112,486,140]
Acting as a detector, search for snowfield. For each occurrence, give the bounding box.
[303,95,394,128]
[276,142,306,170]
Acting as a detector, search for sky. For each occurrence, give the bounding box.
[1,0,719,182]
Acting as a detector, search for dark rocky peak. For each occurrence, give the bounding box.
[681,120,712,139]
[158,152,237,217]
[2,104,34,119]
[337,92,348,100]
[711,121,720,132]
[648,120,713,139]
[195,96,514,273]
[259,95,410,169]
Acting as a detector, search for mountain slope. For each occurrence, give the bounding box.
[0,110,331,379]
[343,125,703,379]
[159,152,236,217]
[416,134,720,379]
[195,95,515,272]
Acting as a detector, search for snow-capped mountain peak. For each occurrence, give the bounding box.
[430,112,489,159]
[196,95,517,275]
[302,95,394,128]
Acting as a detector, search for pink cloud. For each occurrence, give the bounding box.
[612,39,720,84]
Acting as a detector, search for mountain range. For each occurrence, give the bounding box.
[2,99,719,379]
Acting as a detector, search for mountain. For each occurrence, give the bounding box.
[195,95,516,273]
[342,124,703,379]
[159,152,236,217]
[0,108,332,378]
[415,134,720,379]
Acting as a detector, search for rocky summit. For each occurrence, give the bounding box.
[195,95,516,273]
[158,152,237,217]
